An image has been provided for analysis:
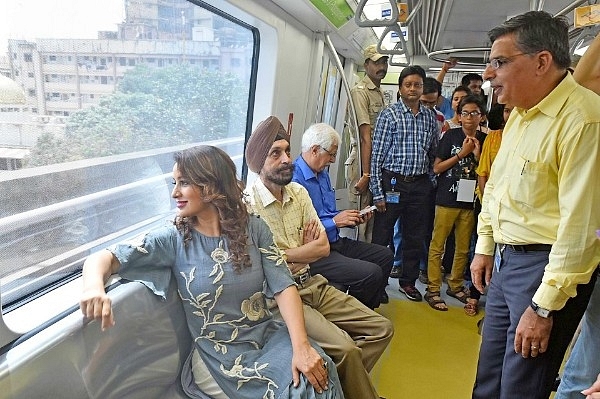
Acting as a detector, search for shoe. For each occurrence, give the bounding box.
[399,284,422,302]
[380,291,389,304]
[418,270,429,285]
[389,265,401,278]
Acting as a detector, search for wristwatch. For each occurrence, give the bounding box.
[531,301,554,318]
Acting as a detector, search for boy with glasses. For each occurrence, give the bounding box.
[425,95,487,311]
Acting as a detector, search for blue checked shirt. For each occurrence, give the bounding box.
[369,100,439,202]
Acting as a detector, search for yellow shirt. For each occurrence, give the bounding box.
[245,179,324,251]
[476,73,600,310]
[476,129,503,178]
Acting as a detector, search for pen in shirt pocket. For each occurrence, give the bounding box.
[521,159,529,175]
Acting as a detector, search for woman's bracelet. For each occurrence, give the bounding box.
[456,153,462,161]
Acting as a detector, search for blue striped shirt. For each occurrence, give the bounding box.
[369,100,439,202]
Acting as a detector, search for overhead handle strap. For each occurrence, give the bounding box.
[354,0,398,27]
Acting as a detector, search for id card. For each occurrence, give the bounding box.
[385,191,400,204]
[457,179,476,202]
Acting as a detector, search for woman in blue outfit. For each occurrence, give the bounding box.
[80,145,343,399]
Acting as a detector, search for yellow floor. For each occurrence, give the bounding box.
[371,298,483,399]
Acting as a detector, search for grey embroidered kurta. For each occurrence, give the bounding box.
[111,214,344,399]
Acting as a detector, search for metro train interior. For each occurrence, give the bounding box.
[0,0,598,398]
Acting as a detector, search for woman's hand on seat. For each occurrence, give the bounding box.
[80,288,115,331]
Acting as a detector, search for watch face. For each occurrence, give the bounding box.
[537,308,551,317]
[531,302,552,318]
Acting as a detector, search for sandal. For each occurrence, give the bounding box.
[464,299,479,316]
[446,287,469,304]
[425,291,448,311]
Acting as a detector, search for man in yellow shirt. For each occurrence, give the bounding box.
[470,11,600,399]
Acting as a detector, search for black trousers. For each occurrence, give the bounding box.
[372,172,433,287]
[310,237,393,309]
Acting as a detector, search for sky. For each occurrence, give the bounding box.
[0,0,125,55]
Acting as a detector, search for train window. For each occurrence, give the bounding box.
[0,0,257,313]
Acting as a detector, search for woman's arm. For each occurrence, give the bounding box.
[478,174,489,197]
[80,249,121,330]
[574,33,600,95]
[274,286,329,393]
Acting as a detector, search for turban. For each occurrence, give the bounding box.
[246,116,290,174]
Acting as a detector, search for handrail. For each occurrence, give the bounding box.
[555,0,589,17]
[404,0,424,26]
[428,47,491,66]
[374,0,424,66]
[377,24,408,57]
[323,33,361,216]
[354,0,398,27]
[570,24,600,56]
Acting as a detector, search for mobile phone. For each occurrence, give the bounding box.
[359,205,377,216]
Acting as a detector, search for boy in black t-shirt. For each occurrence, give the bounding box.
[425,95,487,311]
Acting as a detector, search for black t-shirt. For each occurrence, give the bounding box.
[435,128,487,209]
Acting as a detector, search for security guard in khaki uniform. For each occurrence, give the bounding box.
[345,44,389,242]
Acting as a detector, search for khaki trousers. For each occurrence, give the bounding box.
[345,146,373,242]
[274,274,393,399]
[427,205,474,293]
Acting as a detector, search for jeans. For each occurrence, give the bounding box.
[392,219,402,267]
[555,277,600,399]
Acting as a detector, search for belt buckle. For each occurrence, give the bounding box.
[298,271,310,285]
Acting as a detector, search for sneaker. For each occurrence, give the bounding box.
[389,265,401,278]
[399,284,423,302]
[418,270,429,285]
[380,291,389,304]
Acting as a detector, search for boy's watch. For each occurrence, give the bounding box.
[531,301,554,318]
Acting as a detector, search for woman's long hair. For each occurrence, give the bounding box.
[173,146,250,271]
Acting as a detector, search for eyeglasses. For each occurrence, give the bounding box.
[487,52,533,70]
[460,111,482,118]
[420,99,437,108]
[402,82,423,89]
[319,146,337,158]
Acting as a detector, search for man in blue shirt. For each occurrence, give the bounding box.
[292,123,393,309]
[370,65,439,302]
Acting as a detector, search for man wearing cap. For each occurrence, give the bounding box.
[245,115,393,399]
[346,44,389,243]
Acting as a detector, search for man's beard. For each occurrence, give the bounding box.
[265,164,295,186]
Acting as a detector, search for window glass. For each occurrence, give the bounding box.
[0,0,256,309]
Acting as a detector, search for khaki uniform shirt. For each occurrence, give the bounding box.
[350,74,385,132]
